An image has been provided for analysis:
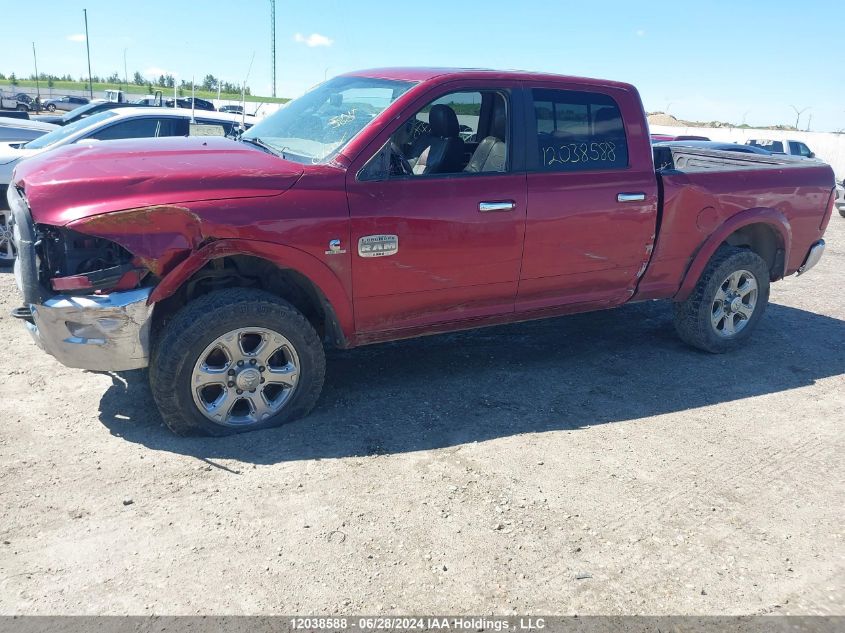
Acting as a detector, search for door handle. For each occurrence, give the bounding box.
[617,192,646,203]
[479,200,516,212]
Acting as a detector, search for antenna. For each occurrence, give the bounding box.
[83,9,93,99]
[191,76,195,122]
[241,51,255,131]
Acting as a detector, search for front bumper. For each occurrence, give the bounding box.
[20,287,154,371]
[797,239,825,276]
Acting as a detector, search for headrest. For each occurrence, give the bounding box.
[593,108,623,135]
[490,95,506,140]
[430,104,459,138]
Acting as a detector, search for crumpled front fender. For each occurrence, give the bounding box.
[66,205,206,277]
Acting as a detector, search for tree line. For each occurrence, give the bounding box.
[0,71,251,95]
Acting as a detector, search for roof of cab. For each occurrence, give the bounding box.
[341,67,634,91]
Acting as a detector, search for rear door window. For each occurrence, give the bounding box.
[530,88,628,171]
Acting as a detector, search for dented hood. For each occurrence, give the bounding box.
[12,136,305,226]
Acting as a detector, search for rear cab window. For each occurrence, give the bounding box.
[529,88,628,171]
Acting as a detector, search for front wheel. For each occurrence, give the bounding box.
[0,209,16,266]
[47,104,56,112]
[838,206,845,218]
[673,246,770,353]
[150,288,326,436]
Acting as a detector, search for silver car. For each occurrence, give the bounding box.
[836,181,845,218]
[42,95,90,112]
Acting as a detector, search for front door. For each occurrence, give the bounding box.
[346,84,527,333]
[518,85,659,311]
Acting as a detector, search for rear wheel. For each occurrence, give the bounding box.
[150,288,326,436]
[47,103,56,112]
[673,246,770,353]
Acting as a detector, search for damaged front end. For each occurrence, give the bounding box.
[9,185,155,371]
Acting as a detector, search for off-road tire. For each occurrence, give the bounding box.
[150,288,326,436]
[838,207,845,218]
[673,246,770,353]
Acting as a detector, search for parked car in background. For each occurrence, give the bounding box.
[654,140,772,155]
[134,91,164,107]
[165,97,215,111]
[219,104,244,114]
[0,117,58,143]
[746,138,817,159]
[42,95,90,112]
[32,101,144,126]
[1,91,22,111]
[835,181,845,217]
[5,68,835,436]
[0,108,253,264]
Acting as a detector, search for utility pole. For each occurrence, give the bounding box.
[790,105,809,130]
[123,48,128,88]
[32,42,41,111]
[806,113,812,132]
[270,0,276,98]
[84,9,93,99]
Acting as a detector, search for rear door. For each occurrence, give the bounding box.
[346,81,528,333]
[517,84,659,311]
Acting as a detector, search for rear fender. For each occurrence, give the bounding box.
[148,238,355,342]
[674,207,791,302]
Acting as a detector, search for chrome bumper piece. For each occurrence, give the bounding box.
[797,239,825,276]
[23,287,154,371]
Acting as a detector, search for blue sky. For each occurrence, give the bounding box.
[4,0,842,131]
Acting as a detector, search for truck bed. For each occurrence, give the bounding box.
[634,147,835,301]
[653,145,808,172]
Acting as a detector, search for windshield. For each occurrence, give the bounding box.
[25,110,118,149]
[243,76,414,164]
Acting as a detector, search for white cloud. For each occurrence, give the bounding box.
[67,34,87,42]
[293,32,333,48]
[143,67,177,79]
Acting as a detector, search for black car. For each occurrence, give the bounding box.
[165,97,216,111]
[30,101,142,126]
[218,104,244,114]
[14,93,34,111]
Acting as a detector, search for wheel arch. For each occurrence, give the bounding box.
[674,208,791,302]
[148,239,353,348]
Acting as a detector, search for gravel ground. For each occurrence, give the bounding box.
[0,218,842,616]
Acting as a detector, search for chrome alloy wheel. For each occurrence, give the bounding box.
[0,210,15,261]
[711,269,758,337]
[190,327,300,427]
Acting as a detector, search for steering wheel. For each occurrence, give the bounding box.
[389,141,413,176]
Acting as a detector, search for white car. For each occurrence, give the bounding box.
[0,117,58,142]
[0,107,254,264]
[836,181,845,218]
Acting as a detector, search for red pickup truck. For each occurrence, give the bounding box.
[7,68,836,436]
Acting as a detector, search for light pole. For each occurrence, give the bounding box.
[270,0,276,98]
[83,9,93,99]
[32,42,41,111]
[123,48,128,88]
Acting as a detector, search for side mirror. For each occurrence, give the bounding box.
[808,152,815,159]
